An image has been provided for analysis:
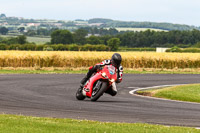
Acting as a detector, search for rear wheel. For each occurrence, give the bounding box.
[76,87,86,100]
[91,81,108,101]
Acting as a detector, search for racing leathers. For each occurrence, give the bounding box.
[80,59,123,96]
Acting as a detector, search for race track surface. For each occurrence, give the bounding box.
[0,74,200,127]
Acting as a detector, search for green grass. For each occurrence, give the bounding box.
[138,84,200,103]
[0,114,199,133]
[0,69,88,74]
[124,69,200,74]
[26,36,51,44]
[0,68,200,74]
[0,34,51,44]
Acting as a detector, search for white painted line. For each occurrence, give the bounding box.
[129,84,200,105]
[127,87,139,89]
[129,84,186,95]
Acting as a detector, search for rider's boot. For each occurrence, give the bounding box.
[80,76,88,85]
[80,67,95,87]
[78,77,87,93]
[80,75,90,89]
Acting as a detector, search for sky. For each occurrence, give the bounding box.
[0,0,200,26]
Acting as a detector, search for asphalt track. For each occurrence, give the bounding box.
[0,74,200,127]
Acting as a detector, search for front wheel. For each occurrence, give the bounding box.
[76,87,86,100]
[91,81,108,101]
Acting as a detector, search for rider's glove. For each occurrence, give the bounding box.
[116,78,121,83]
[94,65,101,71]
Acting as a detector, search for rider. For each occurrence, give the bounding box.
[80,53,123,96]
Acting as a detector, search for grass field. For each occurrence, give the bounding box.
[137,84,200,103]
[0,67,200,74]
[0,114,199,133]
[26,36,51,44]
[0,35,51,44]
[107,27,168,32]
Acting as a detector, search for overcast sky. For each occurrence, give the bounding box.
[0,0,199,26]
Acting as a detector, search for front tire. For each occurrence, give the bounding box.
[76,87,86,100]
[91,81,108,101]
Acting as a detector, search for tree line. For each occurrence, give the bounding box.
[88,18,199,31]
[1,27,200,48]
[50,29,200,48]
[0,33,120,51]
[117,29,200,48]
[0,35,27,44]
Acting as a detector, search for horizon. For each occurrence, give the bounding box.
[0,0,200,26]
[1,14,198,28]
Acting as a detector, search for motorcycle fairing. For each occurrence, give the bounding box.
[83,72,103,97]
[83,65,117,97]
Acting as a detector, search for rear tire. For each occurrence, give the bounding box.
[76,88,86,100]
[91,81,108,102]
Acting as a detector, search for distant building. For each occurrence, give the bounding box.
[156,47,170,52]
[54,23,62,26]
[86,34,100,38]
[0,22,8,26]
[75,23,87,26]
[27,23,40,27]
[19,23,26,26]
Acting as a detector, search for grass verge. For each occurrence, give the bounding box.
[0,114,199,133]
[0,67,200,74]
[137,84,200,103]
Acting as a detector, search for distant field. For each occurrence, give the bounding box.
[109,27,168,32]
[26,36,51,44]
[0,34,51,44]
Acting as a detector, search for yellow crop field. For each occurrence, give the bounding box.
[0,51,200,69]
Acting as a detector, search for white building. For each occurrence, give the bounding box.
[156,47,170,52]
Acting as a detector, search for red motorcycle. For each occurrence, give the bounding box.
[76,65,117,101]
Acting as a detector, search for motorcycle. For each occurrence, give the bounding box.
[76,65,117,101]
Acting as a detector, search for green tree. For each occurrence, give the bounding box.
[17,35,27,44]
[86,35,102,44]
[51,30,74,44]
[0,13,6,18]
[37,28,50,36]
[169,46,181,52]
[0,44,7,50]
[193,42,200,48]
[0,27,8,35]
[73,29,88,45]
[99,35,112,45]
[107,38,121,51]
[18,27,25,33]
[25,30,36,36]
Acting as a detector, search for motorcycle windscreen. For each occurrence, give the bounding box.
[106,65,117,81]
[107,65,116,75]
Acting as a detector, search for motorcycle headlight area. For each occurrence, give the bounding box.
[102,72,108,78]
[110,79,115,82]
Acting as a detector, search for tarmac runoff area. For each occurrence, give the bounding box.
[0,74,199,127]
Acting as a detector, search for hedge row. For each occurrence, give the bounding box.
[0,44,109,51]
[0,43,156,51]
[119,47,156,51]
[166,47,200,53]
